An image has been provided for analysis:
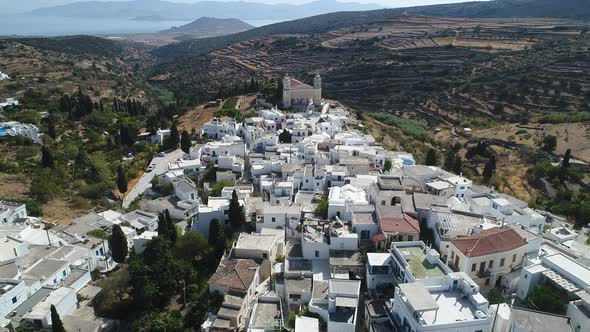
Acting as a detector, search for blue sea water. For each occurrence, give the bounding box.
[0,14,281,36]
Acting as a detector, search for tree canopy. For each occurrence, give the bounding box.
[111,224,128,263]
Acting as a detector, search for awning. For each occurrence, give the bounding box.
[398,283,439,312]
[541,270,580,293]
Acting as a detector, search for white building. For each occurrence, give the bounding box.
[202,118,238,139]
[327,184,371,221]
[21,287,77,328]
[517,245,590,332]
[366,253,394,290]
[0,280,27,319]
[150,128,171,144]
[119,210,158,234]
[295,316,319,332]
[173,178,199,203]
[0,122,41,143]
[132,231,158,254]
[199,140,246,164]
[233,233,281,264]
[168,159,204,176]
[388,273,492,332]
[0,201,27,224]
[282,74,322,109]
[308,279,361,332]
[255,204,301,233]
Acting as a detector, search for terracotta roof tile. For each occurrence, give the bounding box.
[289,78,313,90]
[208,254,259,291]
[451,227,526,257]
[380,213,420,234]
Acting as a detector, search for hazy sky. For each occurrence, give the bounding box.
[1,0,484,15]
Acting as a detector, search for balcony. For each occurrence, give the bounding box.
[477,269,491,278]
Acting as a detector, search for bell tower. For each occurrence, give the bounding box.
[282,74,291,108]
[313,73,322,106]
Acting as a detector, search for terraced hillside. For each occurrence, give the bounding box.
[0,37,155,103]
[153,15,590,124]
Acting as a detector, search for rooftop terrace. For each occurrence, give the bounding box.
[251,299,283,330]
[397,245,446,279]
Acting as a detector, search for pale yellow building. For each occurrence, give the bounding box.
[448,227,527,290]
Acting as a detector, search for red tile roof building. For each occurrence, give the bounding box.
[381,213,420,235]
[451,227,527,258]
[208,254,259,292]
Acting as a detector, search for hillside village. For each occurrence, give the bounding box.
[0,75,588,332]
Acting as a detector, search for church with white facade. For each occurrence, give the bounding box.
[282,73,322,109]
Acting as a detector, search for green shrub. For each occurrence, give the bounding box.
[370,113,429,140]
[537,112,590,124]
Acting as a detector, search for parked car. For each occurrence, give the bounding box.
[156,152,167,157]
[146,165,156,172]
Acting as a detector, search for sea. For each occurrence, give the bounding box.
[0,14,282,36]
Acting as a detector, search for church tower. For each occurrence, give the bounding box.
[313,73,322,106]
[282,74,291,108]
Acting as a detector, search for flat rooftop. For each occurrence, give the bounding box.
[251,300,282,329]
[398,245,445,279]
[330,307,356,324]
[420,291,484,325]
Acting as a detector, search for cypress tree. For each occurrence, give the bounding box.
[166,210,177,244]
[41,146,55,168]
[117,166,128,194]
[425,148,438,166]
[180,130,192,154]
[482,155,496,181]
[452,156,463,175]
[50,304,66,332]
[158,212,170,240]
[111,224,128,263]
[563,149,571,168]
[209,218,225,258]
[228,190,244,230]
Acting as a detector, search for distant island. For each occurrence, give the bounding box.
[132,15,173,22]
[160,17,254,38]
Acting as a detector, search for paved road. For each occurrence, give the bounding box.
[123,149,184,208]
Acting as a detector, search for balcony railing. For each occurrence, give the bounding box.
[477,269,491,278]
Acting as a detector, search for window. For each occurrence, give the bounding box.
[315,251,319,258]
[471,264,476,272]
[512,254,517,263]
[489,260,494,269]
[272,217,276,223]
[262,253,268,259]
[500,258,505,267]
[12,296,17,304]
[289,294,301,300]
[381,200,386,206]
[485,278,490,286]
[408,236,413,241]
[62,270,67,276]
[525,274,528,279]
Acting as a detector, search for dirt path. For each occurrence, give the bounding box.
[178,104,220,134]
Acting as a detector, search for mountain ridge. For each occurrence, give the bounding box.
[159,17,254,36]
[30,0,385,21]
[153,0,590,60]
